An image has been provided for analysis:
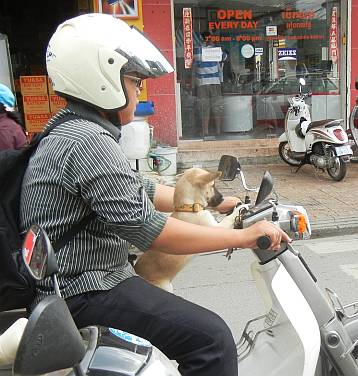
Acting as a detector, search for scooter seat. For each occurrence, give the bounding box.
[306,119,343,132]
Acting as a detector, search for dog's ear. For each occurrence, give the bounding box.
[197,171,222,185]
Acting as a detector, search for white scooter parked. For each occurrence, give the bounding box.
[218,155,358,375]
[278,78,352,181]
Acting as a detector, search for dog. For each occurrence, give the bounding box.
[134,168,241,292]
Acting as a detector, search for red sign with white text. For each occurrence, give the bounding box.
[329,6,339,64]
[183,8,193,69]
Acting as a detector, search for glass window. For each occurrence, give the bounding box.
[174,1,343,140]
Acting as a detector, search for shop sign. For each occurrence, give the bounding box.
[208,9,257,30]
[241,44,254,59]
[183,8,193,69]
[266,26,277,36]
[329,6,339,64]
[278,48,297,61]
[202,47,222,62]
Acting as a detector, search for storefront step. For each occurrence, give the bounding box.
[177,139,281,171]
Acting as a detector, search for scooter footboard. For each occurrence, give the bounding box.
[240,260,321,376]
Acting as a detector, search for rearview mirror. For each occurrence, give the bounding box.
[255,171,274,205]
[299,77,306,86]
[218,155,239,181]
[22,224,59,280]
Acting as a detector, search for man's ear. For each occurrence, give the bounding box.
[197,171,222,185]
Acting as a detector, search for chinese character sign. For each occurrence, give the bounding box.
[183,8,193,69]
[329,6,339,64]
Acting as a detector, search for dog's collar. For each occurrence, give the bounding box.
[174,203,204,213]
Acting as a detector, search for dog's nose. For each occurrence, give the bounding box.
[209,193,224,207]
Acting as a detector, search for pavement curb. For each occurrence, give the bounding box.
[311,215,358,238]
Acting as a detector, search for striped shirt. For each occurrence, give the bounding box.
[193,45,226,86]
[19,101,167,302]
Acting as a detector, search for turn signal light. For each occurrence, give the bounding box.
[290,211,308,236]
[333,129,345,141]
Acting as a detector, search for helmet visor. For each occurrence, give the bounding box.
[117,27,174,79]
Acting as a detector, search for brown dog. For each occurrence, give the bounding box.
[134,168,240,292]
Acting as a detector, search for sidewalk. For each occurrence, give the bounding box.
[148,161,358,238]
[215,162,358,238]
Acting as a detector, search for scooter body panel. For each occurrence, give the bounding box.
[305,125,348,153]
[285,109,308,153]
[278,133,287,143]
[239,261,320,376]
[82,326,181,376]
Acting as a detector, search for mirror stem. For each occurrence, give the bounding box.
[239,171,258,192]
[52,274,62,298]
[73,364,86,376]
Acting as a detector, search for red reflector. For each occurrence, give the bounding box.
[333,129,345,141]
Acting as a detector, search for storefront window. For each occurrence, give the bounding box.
[175,1,343,140]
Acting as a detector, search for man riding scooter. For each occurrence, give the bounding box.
[19,13,288,376]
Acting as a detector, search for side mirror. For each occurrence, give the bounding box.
[255,171,274,205]
[218,155,239,181]
[22,225,59,280]
[355,77,358,90]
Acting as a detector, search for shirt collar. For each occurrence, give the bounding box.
[65,100,121,142]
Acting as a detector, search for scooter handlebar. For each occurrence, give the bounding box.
[256,235,272,250]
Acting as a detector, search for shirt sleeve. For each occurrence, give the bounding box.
[134,172,156,202]
[62,132,167,251]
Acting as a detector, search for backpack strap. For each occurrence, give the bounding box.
[33,112,97,252]
[52,212,97,252]
[30,113,82,147]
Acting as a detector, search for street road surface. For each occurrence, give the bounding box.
[173,233,358,342]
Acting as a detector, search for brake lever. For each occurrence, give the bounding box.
[226,204,250,260]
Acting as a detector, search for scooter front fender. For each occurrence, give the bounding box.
[278,133,287,143]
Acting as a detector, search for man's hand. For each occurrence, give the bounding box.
[213,196,241,214]
[243,220,292,251]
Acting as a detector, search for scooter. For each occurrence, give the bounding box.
[0,226,181,376]
[3,156,358,376]
[218,155,358,375]
[278,78,353,181]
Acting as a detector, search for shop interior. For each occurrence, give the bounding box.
[174,0,342,141]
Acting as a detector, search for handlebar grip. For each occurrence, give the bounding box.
[257,235,272,250]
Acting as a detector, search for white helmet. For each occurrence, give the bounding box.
[46,13,174,111]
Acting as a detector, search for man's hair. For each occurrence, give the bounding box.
[200,31,212,40]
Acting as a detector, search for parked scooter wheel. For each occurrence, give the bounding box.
[326,147,347,181]
[278,142,301,166]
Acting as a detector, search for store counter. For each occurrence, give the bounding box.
[222,94,253,133]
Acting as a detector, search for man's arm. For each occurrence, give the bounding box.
[151,216,291,254]
[152,183,175,212]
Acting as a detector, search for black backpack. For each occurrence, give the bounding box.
[0,113,94,312]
